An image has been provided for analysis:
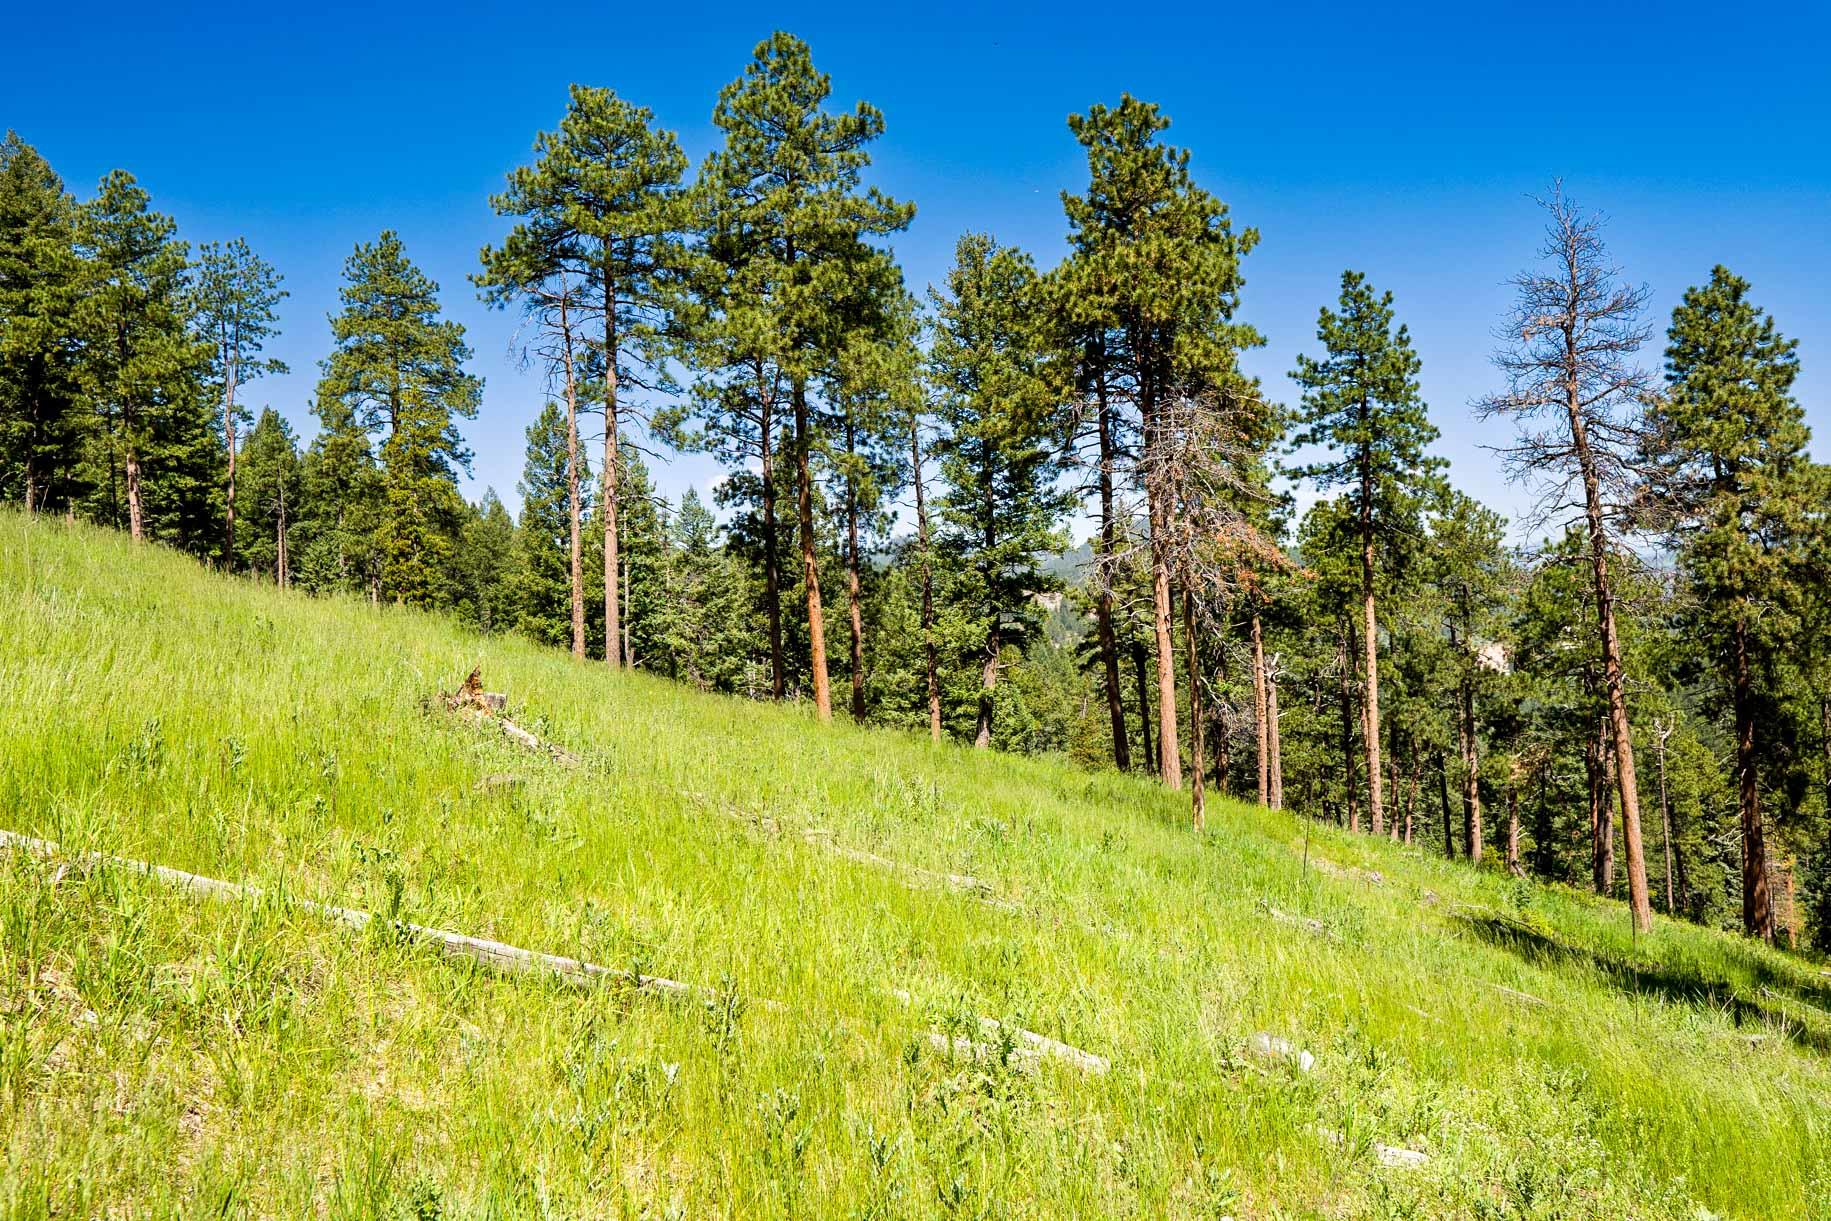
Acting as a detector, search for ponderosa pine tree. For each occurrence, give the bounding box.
[697,32,913,721]
[296,392,383,598]
[929,233,1071,748]
[1641,266,1816,941]
[1061,95,1258,787]
[317,232,480,607]
[77,170,212,545]
[455,490,517,635]
[0,133,87,515]
[483,84,687,664]
[1479,187,1656,934]
[1290,271,1443,836]
[193,238,286,564]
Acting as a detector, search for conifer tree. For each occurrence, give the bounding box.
[481,85,687,663]
[697,31,913,721]
[235,406,301,585]
[1479,188,1656,934]
[929,233,1071,748]
[317,232,480,607]
[1428,489,1509,864]
[77,170,212,545]
[0,133,87,514]
[1642,266,1816,941]
[454,490,517,634]
[516,402,591,648]
[193,238,286,563]
[1290,271,1443,834]
[1061,95,1258,786]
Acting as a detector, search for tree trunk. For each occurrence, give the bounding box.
[1438,754,1455,859]
[275,484,288,589]
[1266,658,1284,811]
[793,379,831,720]
[1505,782,1523,876]
[1595,719,1616,896]
[222,356,239,565]
[759,391,785,699]
[560,287,585,660]
[1338,623,1360,832]
[1358,471,1385,833]
[973,617,999,749]
[844,418,866,722]
[1149,522,1181,789]
[1565,350,1651,931]
[1132,642,1155,774]
[1184,586,1206,831]
[1093,358,1130,771]
[124,435,144,543]
[1657,728,1676,914]
[1250,603,1269,805]
[1733,613,1773,940]
[910,412,940,742]
[1459,673,1482,864]
[601,283,623,669]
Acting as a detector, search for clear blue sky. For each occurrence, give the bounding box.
[10,1,1828,539]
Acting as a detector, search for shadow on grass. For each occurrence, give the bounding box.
[1457,911,1831,1056]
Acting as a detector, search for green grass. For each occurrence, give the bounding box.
[2,511,1829,1219]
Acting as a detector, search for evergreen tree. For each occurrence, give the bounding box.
[516,402,589,647]
[1289,271,1444,834]
[317,231,481,607]
[1479,188,1657,934]
[193,238,286,562]
[478,87,685,658]
[929,232,1071,748]
[0,132,87,514]
[697,31,913,721]
[1061,94,1259,787]
[76,170,214,546]
[295,393,383,598]
[1642,266,1817,941]
[454,490,517,634]
[235,406,301,584]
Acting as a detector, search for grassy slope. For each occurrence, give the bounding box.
[2,513,1829,1219]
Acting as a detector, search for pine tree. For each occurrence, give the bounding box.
[235,406,301,585]
[454,490,517,634]
[1479,187,1657,934]
[697,31,914,721]
[1290,271,1444,835]
[296,392,382,598]
[478,86,686,660]
[1642,266,1816,941]
[193,238,286,563]
[1428,489,1509,864]
[516,402,590,647]
[929,233,1071,748]
[317,232,481,607]
[0,132,87,514]
[77,170,213,546]
[1061,95,1259,787]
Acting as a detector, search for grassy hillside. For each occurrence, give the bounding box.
[3,512,1829,1219]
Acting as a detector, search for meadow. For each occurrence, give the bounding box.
[2,511,1829,1218]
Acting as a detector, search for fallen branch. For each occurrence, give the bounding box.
[1258,899,1335,940]
[691,795,1018,912]
[1,829,1107,1076]
[890,989,1110,1075]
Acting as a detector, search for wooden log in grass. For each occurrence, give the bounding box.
[0,829,1108,1075]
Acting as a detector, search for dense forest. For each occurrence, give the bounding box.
[3,32,1826,950]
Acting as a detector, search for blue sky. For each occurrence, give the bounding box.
[10,1,1828,541]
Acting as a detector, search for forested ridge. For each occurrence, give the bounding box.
[5,30,1829,952]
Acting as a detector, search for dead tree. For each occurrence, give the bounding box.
[1477,186,1655,933]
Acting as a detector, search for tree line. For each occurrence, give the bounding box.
[3,32,1826,947]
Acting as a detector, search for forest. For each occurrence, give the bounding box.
[3,30,1826,952]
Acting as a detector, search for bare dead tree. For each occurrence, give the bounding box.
[1476,185,1655,933]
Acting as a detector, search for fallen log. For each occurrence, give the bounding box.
[443,669,581,767]
[0,829,1107,1076]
